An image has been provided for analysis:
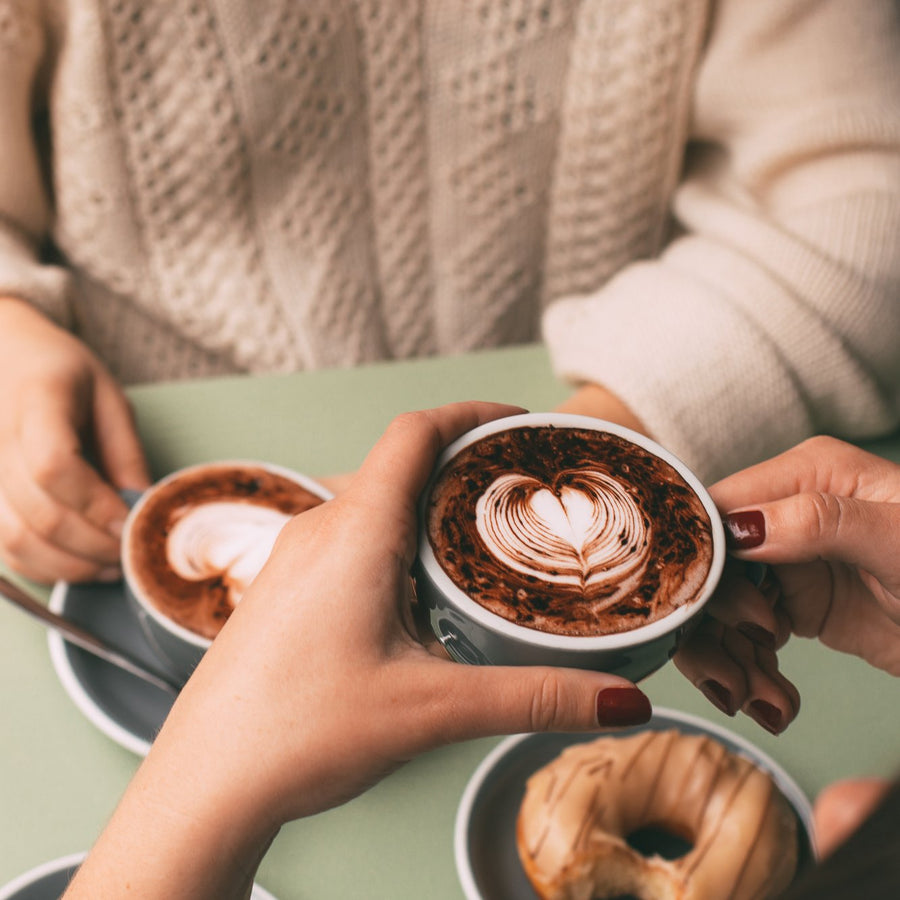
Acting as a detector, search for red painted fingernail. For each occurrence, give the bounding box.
[738,622,776,650]
[596,687,652,727]
[749,700,783,735]
[724,510,766,550]
[699,680,735,717]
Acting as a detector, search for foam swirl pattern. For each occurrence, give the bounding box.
[166,502,290,609]
[476,472,649,607]
[127,464,326,640]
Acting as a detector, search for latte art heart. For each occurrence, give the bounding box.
[166,502,291,608]
[475,471,650,597]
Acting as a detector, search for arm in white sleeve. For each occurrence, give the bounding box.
[544,0,900,483]
[0,3,71,325]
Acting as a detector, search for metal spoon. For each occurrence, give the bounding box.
[0,576,181,696]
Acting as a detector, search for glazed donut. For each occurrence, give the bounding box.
[516,730,799,900]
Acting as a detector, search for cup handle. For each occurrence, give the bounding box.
[119,488,144,510]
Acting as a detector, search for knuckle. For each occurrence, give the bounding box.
[795,491,844,544]
[530,671,567,732]
[388,410,425,432]
[30,504,67,542]
[389,410,442,455]
[1,519,31,556]
[27,446,70,489]
[799,435,842,456]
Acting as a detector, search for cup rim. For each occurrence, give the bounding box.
[417,413,725,651]
[122,459,334,649]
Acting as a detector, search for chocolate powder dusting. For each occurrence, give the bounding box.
[426,427,713,637]
[129,465,325,639]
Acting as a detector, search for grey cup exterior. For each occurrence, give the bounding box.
[120,463,333,687]
[415,414,725,680]
[123,581,208,685]
[415,560,698,682]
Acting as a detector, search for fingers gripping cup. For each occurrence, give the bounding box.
[122,461,332,684]
[416,415,725,681]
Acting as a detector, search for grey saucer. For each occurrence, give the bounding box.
[455,708,817,900]
[0,853,278,900]
[48,579,176,756]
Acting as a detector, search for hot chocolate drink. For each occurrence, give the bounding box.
[125,463,326,640]
[425,426,713,637]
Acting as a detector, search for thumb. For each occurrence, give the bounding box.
[438,665,651,742]
[723,494,900,588]
[92,373,152,491]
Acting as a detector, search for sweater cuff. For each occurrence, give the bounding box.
[542,262,814,484]
[0,224,72,328]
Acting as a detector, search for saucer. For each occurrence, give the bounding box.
[48,579,177,756]
[0,852,278,899]
[454,707,816,900]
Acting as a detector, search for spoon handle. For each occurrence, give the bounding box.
[0,576,180,696]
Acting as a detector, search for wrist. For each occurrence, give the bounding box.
[555,383,650,436]
[65,711,282,899]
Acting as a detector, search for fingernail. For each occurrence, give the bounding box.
[699,680,735,716]
[737,622,776,650]
[748,700,783,735]
[596,687,652,727]
[723,510,766,550]
[97,567,123,583]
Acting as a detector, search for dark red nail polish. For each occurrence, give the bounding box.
[699,680,735,716]
[738,622,776,650]
[724,510,766,550]
[596,687,652,727]
[749,700,783,735]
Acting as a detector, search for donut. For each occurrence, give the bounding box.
[516,730,799,900]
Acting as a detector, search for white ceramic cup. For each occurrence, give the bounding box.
[415,414,725,681]
[122,460,332,684]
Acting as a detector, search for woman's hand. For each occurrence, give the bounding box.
[65,401,651,900]
[0,298,150,583]
[676,436,900,734]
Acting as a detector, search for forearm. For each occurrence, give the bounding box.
[64,729,280,900]
[554,383,650,436]
[545,10,900,482]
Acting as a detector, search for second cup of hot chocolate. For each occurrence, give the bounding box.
[122,460,332,684]
[416,414,725,681]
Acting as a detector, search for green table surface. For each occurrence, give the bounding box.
[2,345,899,897]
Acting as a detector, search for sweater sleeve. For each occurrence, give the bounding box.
[542,0,900,484]
[0,3,71,326]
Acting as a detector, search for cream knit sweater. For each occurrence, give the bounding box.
[1,0,898,481]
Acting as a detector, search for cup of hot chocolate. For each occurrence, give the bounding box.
[416,414,725,681]
[122,460,331,684]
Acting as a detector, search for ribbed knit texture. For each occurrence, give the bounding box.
[2,0,899,480]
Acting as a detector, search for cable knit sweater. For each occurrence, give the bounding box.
[1,0,898,481]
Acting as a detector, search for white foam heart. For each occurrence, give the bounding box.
[475,471,650,597]
[166,501,291,607]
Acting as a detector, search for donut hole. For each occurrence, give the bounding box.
[625,824,694,861]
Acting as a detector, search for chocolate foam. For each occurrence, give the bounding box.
[425,427,713,637]
[128,465,325,639]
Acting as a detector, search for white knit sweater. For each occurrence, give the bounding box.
[1,0,898,481]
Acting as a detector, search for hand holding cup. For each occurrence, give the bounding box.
[676,436,900,733]
[66,402,652,900]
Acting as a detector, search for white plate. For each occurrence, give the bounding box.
[48,579,176,756]
[455,707,816,900]
[0,852,277,900]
